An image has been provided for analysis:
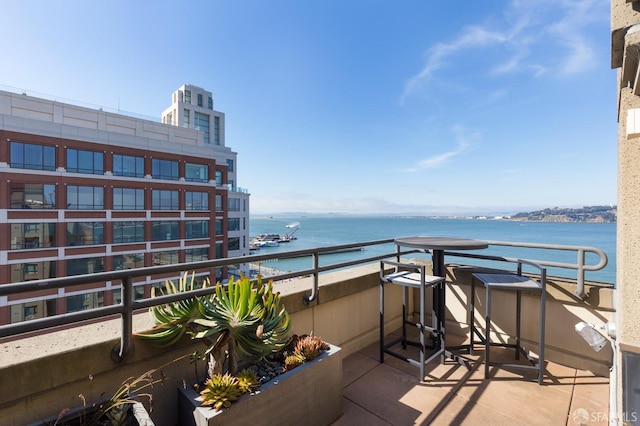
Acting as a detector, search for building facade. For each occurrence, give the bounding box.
[612,1,640,421]
[0,85,250,324]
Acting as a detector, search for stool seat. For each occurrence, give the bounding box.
[473,273,542,291]
[379,260,445,381]
[471,260,547,385]
[382,271,444,288]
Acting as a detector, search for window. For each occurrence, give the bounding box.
[185,163,208,182]
[67,186,104,209]
[66,292,104,313]
[113,221,145,243]
[152,221,179,241]
[215,194,223,211]
[186,191,209,210]
[113,188,145,210]
[183,109,190,127]
[186,220,209,239]
[24,306,37,319]
[185,247,208,262]
[184,90,191,104]
[67,149,104,175]
[113,285,145,303]
[197,93,203,107]
[229,198,240,212]
[215,219,223,236]
[113,154,144,178]
[66,222,104,246]
[11,261,56,282]
[67,257,105,276]
[215,242,223,258]
[11,183,56,209]
[215,170,223,186]
[11,223,56,249]
[228,218,240,231]
[208,96,213,110]
[214,116,221,145]
[153,250,179,265]
[151,190,179,210]
[228,237,240,251]
[226,159,234,172]
[195,112,210,144]
[152,159,179,180]
[10,142,56,171]
[113,253,144,270]
[10,300,56,323]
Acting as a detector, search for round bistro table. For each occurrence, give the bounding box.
[394,236,489,276]
[393,236,489,365]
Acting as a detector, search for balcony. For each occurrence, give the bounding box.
[0,240,613,425]
[338,329,608,424]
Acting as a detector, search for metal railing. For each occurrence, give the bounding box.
[444,240,608,299]
[0,239,609,362]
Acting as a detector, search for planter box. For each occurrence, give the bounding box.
[178,344,343,426]
[31,401,154,426]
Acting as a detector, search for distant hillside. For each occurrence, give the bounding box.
[510,206,617,223]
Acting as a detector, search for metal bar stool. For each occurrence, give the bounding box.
[380,260,446,380]
[471,259,547,384]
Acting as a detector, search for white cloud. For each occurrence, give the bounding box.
[402,26,508,101]
[402,125,479,173]
[401,0,608,99]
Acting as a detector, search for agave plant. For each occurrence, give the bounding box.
[136,274,291,377]
[193,276,291,375]
[136,271,208,347]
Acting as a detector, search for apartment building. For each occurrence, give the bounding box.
[0,85,250,324]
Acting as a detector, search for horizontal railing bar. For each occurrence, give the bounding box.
[0,305,123,338]
[445,251,592,271]
[0,238,396,297]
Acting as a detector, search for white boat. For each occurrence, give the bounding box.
[253,240,279,248]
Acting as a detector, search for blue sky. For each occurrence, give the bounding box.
[1,0,615,215]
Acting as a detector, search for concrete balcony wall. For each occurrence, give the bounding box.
[0,263,613,425]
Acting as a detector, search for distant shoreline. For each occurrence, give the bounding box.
[252,205,617,224]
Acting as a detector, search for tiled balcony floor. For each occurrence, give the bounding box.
[333,330,610,426]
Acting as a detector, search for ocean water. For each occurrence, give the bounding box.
[250,215,616,284]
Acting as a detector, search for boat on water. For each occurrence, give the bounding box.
[256,233,281,242]
[250,222,301,251]
[254,240,279,247]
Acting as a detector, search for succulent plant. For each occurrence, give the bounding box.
[293,334,328,362]
[135,271,209,346]
[199,372,243,411]
[283,353,306,371]
[236,368,260,394]
[137,274,291,376]
[192,276,291,375]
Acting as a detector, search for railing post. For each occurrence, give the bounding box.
[575,249,587,299]
[112,276,134,362]
[303,253,320,305]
